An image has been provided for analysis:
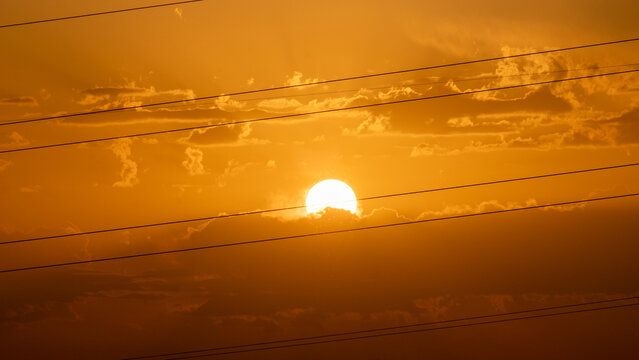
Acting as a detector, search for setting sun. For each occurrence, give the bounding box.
[305,179,357,214]
[1,1,638,358]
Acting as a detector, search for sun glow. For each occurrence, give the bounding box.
[305,179,357,215]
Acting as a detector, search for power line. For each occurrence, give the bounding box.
[1,192,636,274]
[2,161,637,247]
[0,0,204,29]
[158,62,639,110]
[123,295,639,359]
[125,300,639,360]
[1,37,638,126]
[1,69,637,155]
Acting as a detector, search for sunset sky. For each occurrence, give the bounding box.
[1,0,638,359]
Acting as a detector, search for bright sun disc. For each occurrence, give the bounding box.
[306,179,357,214]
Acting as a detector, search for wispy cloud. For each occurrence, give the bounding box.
[182,147,208,175]
[0,96,38,107]
[111,139,139,188]
[0,158,11,172]
[0,132,30,148]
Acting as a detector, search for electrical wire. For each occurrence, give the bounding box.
[1,69,637,155]
[0,192,636,274]
[1,37,638,126]
[157,62,639,110]
[2,161,637,246]
[124,299,639,359]
[0,0,204,29]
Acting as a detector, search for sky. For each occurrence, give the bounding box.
[1,0,638,359]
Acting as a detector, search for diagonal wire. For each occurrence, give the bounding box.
[1,69,637,155]
[2,161,637,246]
[1,37,638,126]
[0,192,637,274]
[129,300,639,359]
[0,0,204,29]
[157,62,639,110]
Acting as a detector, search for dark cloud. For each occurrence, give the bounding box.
[58,105,271,128]
[556,108,639,147]
[411,106,639,154]
[0,270,134,323]
[376,86,572,135]
[600,107,639,145]
[1,201,638,359]
[81,87,147,98]
[0,96,38,107]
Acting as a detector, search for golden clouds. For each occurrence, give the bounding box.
[342,113,391,135]
[111,138,138,188]
[215,159,252,187]
[285,71,321,87]
[180,123,255,146]
[1,1,639,358]
[182,147,207,176]
[77,82,196,109]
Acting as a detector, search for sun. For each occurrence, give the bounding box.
[306,179,358,215]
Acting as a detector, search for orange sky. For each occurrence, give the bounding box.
[1,1,638,359]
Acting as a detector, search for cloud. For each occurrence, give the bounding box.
[410,143,449,157]
[413,296,457,319]
[252,92,371,116]
[362,51,630,145]
[285,71,321,87]
[19,185,42,193]
[256,98,304,112]
[409,136,545,157]
[0,159,11,172]
[368,85,572,137]
[409,107,639,155]
[59,105,253,127]
[177,220,212,242]
[593,107,639,145]
[413,197,592,219]
[111,139,139,187]
[213,95,246,112]
[417,198,538,218]
[464,45,568,101]
[298,94,370,113]
[0,270,138,323]
[58,80,414,137]
[216,159,251,187]
[447,116,474,127]
[377,86,421,101]
[182,147,208,175]
[0,96,38,107]
[141,138,159,145]
[342,113,391,135]
[559,123,617,147]
[77,81,195,109]
[80,87,146,100]
[410,292,629,323]
[1,192,636,349]
[180,123,254,146]
[0,132,29,148]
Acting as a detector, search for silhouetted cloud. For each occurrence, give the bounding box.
[0,96,38,107]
